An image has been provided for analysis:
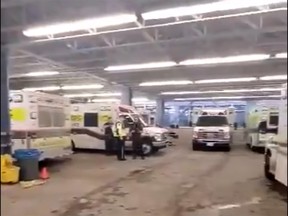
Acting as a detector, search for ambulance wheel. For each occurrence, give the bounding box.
[224,146,231,152]
[192,143,200,151]
[264,152,275,181]
[71,140,77,152]
[142,143,153,156]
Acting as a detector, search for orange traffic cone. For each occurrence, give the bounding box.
[40,167,49,180]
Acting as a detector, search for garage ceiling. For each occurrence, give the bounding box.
[2,0,287,101]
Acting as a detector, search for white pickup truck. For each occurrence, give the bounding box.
[192,115,232,151]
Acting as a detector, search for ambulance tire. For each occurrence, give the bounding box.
[142,143,153,156]
[71,140,77,152]
[264,152,275,181]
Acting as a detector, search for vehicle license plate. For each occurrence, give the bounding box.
[206,143,214,147]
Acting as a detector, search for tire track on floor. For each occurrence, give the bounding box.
[58,151,187,216]
[168,153,230,216]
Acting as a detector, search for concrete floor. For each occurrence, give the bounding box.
[1,130,287,216]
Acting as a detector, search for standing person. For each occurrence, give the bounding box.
[113,118,126,161]
[131,119,145,160]
[104,121,114,156]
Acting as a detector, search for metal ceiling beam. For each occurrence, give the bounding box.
[5,7,286,48]
[17,49,109,83]
[22,25,286,58]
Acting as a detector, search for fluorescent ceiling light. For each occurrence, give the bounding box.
[142,0,286,20]
[275,52,287,58]
[179,54,270,66]
[91,98,120,103]
[95,93,122,97]
[174,95,281,101]
[161,91,202,95]
[139,80,192,87]
[24,71,60,77]
[132,97,149,102]
[195,77,257,84]
[133,101,156,105]
[23,86,61,91]
[64,92,121,98]
[105,61,177,71]
[62,84,104,90]
[260,75,287,80]
[64,93,96,98]
[161,87,281,95]
[23,14,137,37]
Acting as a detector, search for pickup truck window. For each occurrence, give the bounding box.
[196,116,228,127]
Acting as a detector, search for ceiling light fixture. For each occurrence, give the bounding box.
[142,0,286,20]
[23,86,61,91]
[105,61,177,71]
[132,97,149,102]
[275,52,287,58]
[91,98,120,103]
[62,84,104,90]
[161,87,281,95]
[95,93,122,97]
[23,14,137,37]
[174,95,281,101]
[25,71,60,77]
[139,80,193,87]
[179,54,270,66]
[64,93,96,98]
[195,77,257,84]
[260,75,287,80]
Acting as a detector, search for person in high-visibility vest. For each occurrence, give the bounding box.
[113,119,127,161]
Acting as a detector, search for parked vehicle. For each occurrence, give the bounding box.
[264,83,287,187]
[246,106,279,151]
[10,91,72,161]
[70,103,174,155]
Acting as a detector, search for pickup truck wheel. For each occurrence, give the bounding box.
[264,153,275,181]
[142,143,153,156]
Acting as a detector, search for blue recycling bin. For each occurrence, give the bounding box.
[14,149,41,181]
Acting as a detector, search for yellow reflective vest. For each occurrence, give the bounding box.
[113,121,126,139]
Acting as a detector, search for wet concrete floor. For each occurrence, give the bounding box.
[1,130,287,216]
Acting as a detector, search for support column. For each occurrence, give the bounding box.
[120,86,132,106]
[1,47,11,154]
[245,100,257,125]
[156,98,164,126]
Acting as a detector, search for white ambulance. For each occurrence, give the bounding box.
[192,108,235,151]
[70,103,171,155]
[10,91,72,161]
[264,83,287,187]
[246,106,279,151]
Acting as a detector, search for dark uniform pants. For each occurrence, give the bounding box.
[116,137,125,160]
[132,134,144,159]
[105,137,114,155]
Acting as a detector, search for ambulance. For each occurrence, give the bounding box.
[70,103,172,155]
[192,108,235,151]
[264,83,287,187]
[10,91,72,161]
[246,106,279,151]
